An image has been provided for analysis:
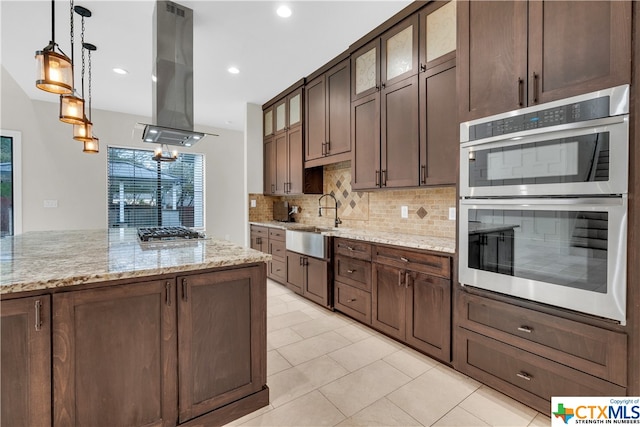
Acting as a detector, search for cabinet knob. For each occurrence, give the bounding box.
[347,298,357,303]
[347,269,356,274]
[420,64,427,72]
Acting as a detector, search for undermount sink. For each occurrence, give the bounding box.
[286,229,331,259]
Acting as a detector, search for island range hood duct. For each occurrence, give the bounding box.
[141,1,215,147]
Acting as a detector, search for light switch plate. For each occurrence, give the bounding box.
[250,199,257,208]
[44,199,58,208]
[401,206,409,219]
[449,207,456,220]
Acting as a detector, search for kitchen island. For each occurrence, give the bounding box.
[0,229,270,427]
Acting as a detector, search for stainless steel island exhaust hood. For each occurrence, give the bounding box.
[141,1,216,147]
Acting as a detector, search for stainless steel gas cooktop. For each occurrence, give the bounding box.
[137,226,205,242]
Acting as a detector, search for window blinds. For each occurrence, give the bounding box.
[107,147,204,229]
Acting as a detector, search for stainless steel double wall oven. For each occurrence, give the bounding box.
[459,85,630,324]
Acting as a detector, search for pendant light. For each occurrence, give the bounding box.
[83,45,99,154]
[73,8,93,142]
[36,0,73,94]
[152,145,178,162]
[59,1,85,125]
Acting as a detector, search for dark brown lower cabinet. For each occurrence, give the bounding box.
[286,251,330,308]
[177,267,266,423]
[53,279,177,427]
[372,250,452,362]
[455,291,627,413]
[1,295,51,427]
[405,272,450,361]
[372,263,406,340]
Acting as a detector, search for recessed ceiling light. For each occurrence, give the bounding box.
[227,66,240,74]
[277,5,292,18]
[113,68,128,75]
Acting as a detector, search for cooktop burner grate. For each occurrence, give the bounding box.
[137,226,205,242]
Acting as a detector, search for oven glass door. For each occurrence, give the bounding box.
[460,118,628,197]
[459,197,627,323]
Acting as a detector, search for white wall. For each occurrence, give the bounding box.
[1,66,247,245]
[244,102,263,245]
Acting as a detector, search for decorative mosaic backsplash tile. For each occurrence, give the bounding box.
[249,161,457,239]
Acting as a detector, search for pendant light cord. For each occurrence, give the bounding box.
[50,0,55,43]
[69,0,74,85]
[88,49,92,122]
[80,15,85,100]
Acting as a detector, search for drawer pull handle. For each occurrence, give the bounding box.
[400,257,409,263]
[347,246,354,251]
[517,326,533,333]
[347,269,356,274]
[516,372,532,381]
[347,298,357,303]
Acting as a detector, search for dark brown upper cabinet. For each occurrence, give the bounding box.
[274,89,303,136]
[418,1,457,71]
[419,61,458,187]
[263,105,274,138]
[263,85,323,196]
[351,15,420,191]
[305,59,351,166]
[458,0,631,122]
[351,15,419,102]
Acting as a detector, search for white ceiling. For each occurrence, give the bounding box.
[1,0,412,131]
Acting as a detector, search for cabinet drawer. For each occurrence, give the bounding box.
[269,239,286,261]
[374,245,451,279]
[250,225,268,237]
[335,238,372,261]
[268,228,286,241]
[335,282,371,324]
[457,328,625,413]
[335,255,371,291]
[269,259,286,282]
[459,292,627,386]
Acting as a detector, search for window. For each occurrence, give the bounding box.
[0,130,22,236]
[107,147,204,229]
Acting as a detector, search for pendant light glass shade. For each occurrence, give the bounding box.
[59,94,85,124]
[73,117,93,141]
[83,136,99,153]
[35,48,73,94]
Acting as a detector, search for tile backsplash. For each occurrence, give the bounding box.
[249,161,456,239]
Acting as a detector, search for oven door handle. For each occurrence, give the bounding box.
[460,197,626,207]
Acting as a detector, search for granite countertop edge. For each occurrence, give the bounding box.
[249,221,456,254]
[1,229,271,295]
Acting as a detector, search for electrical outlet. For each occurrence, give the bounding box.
[250,199,257,208]
[449,207,456,220]
[44,200,58,208]
[291,206,299,214]
[401,206,409,219]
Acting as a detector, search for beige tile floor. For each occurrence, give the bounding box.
[227,279,552,427]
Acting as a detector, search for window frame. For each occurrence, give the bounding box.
[1,129,22,235]
[106,145,206,231]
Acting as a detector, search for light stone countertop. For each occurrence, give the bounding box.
[249,221,456,254]
[0,229,271,295]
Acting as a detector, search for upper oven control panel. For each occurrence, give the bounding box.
[460,84,630,143]
[468,97,609,141]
